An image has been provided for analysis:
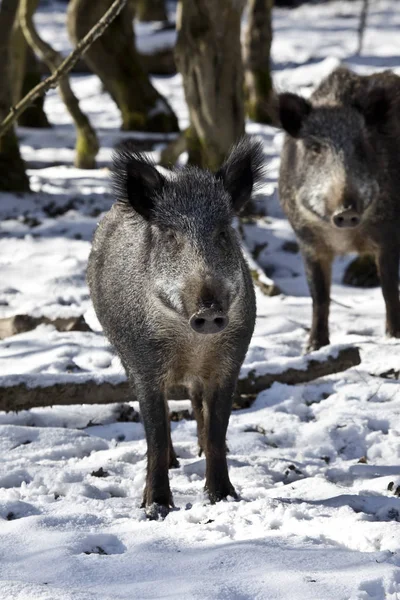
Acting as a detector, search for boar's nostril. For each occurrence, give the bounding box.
[189,312,229,334]
[194,317,206,329]
[214,317,225,327]
[332,210,361,229]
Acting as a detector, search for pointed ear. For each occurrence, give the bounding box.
[278,92,312,137]
[111,141,165,220]
[216,137,265,213]
[353,86,390,127]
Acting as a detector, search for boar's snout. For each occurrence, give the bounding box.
[189,305,229,335]
[332,208,361,229]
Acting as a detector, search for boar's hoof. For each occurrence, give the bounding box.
[144,502,171,520]
[141,486,174,519]
[386,326,400,339]
[206,483,238,504]
[305,337,330,354]
[169,454,180,469]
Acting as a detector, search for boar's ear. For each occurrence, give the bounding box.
[216,137,265,212]
[353,86,390,127]
[111,142,165,220]
[278,93,312,137]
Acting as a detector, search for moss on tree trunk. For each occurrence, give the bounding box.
[244,0,276,125]
[0,0,30,192]
[11,17,50,129]
[68,0,179,133]
[20,0,99,169]
[175,0,246,170]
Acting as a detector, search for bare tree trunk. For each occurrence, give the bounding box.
[0,0,30,192]
[244,0,276,124]
[175,0,246,170]
[20,0,99,169]
[0,0,128,138]
[68,0,179,133]
[136,0,167,22]
[10,17,50,128]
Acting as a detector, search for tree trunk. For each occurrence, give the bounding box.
[136,0,167,22]
[175,0,246,170]
[244,0,276,124]
[10,17,50,128]
[0,0,30,192]
[67,0,179,133]
[20,0,99,169]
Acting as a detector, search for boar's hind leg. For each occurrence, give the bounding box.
[168,421,180,469]
[376,245,400,338]
[302,249,333,352]
[136,380,173,519]
[203,380,238,503]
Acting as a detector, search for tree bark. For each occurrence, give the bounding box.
[20,0,99,169]
[136,0,167,22]
[0,0,30,192]
[244,0,276,125]
[0,346,361,413]
[10,16,50,128]
[175,0,246,170]
[67,0,179,133]
[0,0,128,139]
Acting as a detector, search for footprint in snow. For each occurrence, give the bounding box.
[72,533,126,556]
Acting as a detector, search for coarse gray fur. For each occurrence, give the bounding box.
[87,137,264,518]
[278,66,400,351]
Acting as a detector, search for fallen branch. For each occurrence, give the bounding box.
[238,222,280,297]
[0,0,127,138]
[238,346,361,395]
[0,346,361,413]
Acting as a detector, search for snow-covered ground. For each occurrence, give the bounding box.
[1,1,400,598]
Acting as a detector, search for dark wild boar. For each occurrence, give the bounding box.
[278,66,400,351]
[87,138,264,518]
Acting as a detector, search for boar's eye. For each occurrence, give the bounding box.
[218,229,229,244]
[163,229,178,246]
[305,139,323,155]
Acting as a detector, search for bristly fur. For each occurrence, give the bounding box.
[111,136,265,216]
[278,65,400,352]
[88,135,260,517]
[111,140,165,210]
[217,137,265,209]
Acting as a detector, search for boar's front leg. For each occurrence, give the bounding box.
[203,379,237,503]
[376,245,400,337]
[301,247,333,352]
[135,378,173,519]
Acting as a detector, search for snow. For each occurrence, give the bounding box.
[1,1,400,598]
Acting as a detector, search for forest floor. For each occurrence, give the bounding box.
[1,1,400,598]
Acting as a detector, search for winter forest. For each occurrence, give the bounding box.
[0,0,400,598]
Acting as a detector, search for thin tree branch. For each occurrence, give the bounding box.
[356,0,369,56]
[0,0,127,138]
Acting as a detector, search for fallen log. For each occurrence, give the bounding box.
[0,314,90,340]
[0,346,361,413]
